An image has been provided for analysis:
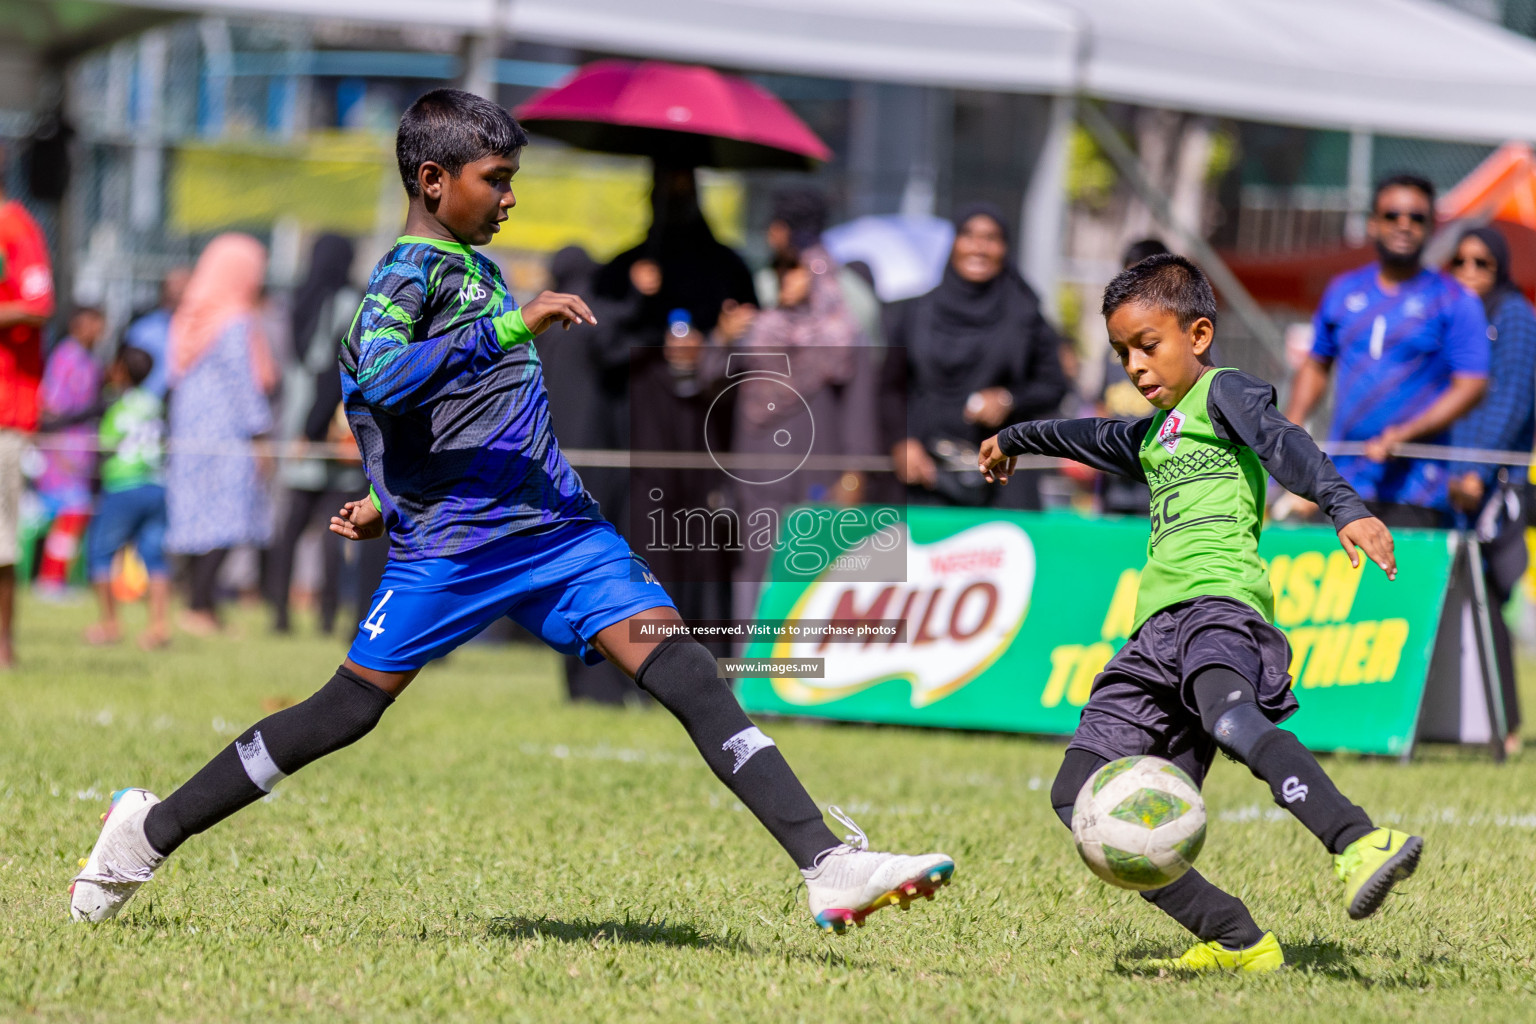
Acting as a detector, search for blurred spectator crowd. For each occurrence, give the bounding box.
[1,160,1531,737]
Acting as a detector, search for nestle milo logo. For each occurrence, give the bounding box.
[769,522,1034,707]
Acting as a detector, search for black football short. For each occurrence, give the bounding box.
[1067,596,1298,787]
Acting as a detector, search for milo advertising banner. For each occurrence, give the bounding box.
[736,507,1458,757]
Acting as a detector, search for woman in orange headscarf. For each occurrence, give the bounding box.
[164,233,277,634]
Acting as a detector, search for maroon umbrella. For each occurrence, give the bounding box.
[515,60,831,171]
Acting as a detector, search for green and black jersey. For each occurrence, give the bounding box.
[997,367,1371,632]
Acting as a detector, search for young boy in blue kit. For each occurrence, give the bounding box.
[71,89,952,933]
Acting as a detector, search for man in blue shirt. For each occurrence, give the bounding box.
[1286,174,1489,527]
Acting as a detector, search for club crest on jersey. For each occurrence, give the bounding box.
[1344,291,1368,313]
[1156,410,1186,454]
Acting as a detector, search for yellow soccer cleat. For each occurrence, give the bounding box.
[1335,827,1423,920]
[1142,931,1285,973]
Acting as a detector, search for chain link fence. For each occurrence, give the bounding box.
[64,19,290,334]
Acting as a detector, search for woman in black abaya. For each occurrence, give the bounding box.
[269,234,368,634]
[589,165,759,665]
[883,203,1070,509]
[593,163,758,341]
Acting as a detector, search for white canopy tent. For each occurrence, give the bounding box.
[35,0,1536,336]
[114,0,1084,92]
[108,0,1536,145]
[1065,0,1536,144]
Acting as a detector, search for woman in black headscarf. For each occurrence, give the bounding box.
[539,245,649,705]
[593,164,758,342]
[289,234,354,366]
[883,203,1070,509]
[588,165,759,471]
[269,233,368,634]
[537,246,604,446]
[589,166,759,656]
[1446,224,1536,754]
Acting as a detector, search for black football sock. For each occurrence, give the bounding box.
[1051,749,1263,949]
[1191,666,1373,855]
[1142,869,1266,950]
[634,636,838,869]
[1050,748,1107,827]
[143,666,394,857]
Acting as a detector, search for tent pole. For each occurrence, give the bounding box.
[1020,93,1074,322]
[1076,100,1286,367]
[1345,130,1373,245]
[1466,536,1511,762]
[463,0,509,100]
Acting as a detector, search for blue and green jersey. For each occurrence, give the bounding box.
[340,236,600,560]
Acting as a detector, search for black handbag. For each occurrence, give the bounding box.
[924,436,992,507]
[1477,471,1529,600]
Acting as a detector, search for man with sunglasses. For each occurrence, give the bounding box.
[1285,174,1489,527]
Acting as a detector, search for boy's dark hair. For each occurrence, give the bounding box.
[396,88,528,198]
[1101,253,1218,330]
[1120,237,1170,269]
[116,345,154,386]
[1372,172,1435,212]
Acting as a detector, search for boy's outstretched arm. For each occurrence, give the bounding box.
[980,415,1155,485]
[1208,371,1396,580]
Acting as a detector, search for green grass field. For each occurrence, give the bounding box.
[3,596,1536,1023]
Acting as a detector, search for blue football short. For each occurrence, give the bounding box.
[345,519,674,672]
[86,483,168,580]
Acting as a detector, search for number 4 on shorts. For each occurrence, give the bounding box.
[362,589,394,640]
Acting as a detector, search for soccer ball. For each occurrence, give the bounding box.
[1071,755,1206,891]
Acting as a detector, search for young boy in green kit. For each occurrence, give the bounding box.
[978,254,1421,972]
[84,346,170,649]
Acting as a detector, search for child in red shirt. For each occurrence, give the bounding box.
[0,183,55,666]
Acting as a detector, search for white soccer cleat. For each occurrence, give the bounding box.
[801,807,955,933]
[69,788,165,923]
